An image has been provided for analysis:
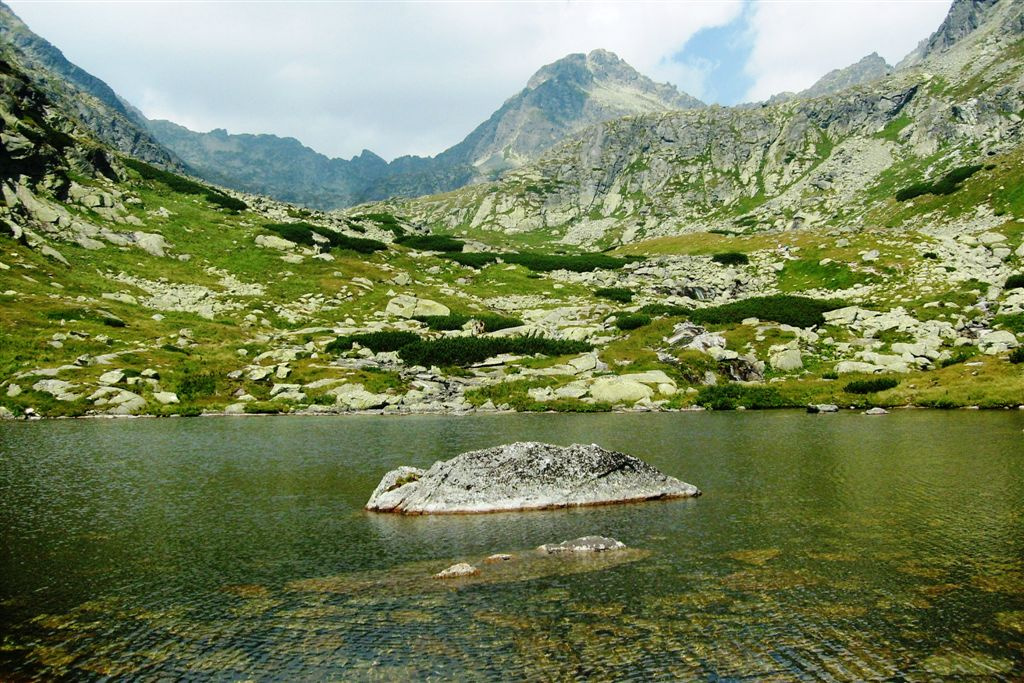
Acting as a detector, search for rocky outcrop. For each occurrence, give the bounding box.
[365,442,700,514]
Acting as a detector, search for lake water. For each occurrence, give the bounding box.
[1,411,1022,680]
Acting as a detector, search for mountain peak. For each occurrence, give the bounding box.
[898,0,1021,69]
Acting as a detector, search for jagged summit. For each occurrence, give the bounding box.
[898,0,1020,68]
[452,49,701,172]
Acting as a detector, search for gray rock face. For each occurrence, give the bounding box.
[365,442,700,514]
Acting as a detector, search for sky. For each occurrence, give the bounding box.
[8,0,951,161]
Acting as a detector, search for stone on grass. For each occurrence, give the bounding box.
[433,563,479,579]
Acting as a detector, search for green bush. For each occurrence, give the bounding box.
[1004,274,1024,290]
[396,234,465,252]
[123,158,247,212]
[641,296,842,328]
[843,377,899,394]
[701,296,844,328]
[696,384,787,410]
[614,313,651,330]
[1010,347,1024,364]
[326,331,421,354]
[443,251,629,273]
[639,303,693,317]
[177,371,217,399]
[264,222,386,254]
[414,313,523,332]
[940,349,975,368]
[711,251,749,266]
[595,287,633,303]
[399,335,591,368]
[895,164,983,202]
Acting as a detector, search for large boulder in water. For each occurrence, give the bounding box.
[365,441,701,514]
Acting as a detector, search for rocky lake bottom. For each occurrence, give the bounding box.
[0,411,1022,680]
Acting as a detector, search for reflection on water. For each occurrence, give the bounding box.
[1,411,1022,680]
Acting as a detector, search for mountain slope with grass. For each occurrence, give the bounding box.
[1,0,1022,420]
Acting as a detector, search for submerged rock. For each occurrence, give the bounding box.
[365,441,700,514]
[538,536,626,554]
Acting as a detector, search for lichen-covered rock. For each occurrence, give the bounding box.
[365,441,700,514]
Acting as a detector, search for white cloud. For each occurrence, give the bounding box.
[8,1,741,159]
[743,0,951,102]
[7,1,950,158]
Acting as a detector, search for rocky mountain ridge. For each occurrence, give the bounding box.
[364,0,1023,249]
[0,1,179,169]
[144,49,702,209]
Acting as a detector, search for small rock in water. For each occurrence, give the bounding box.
[538,536,626,555]
[433,562,480,579]
[807,404,840,414]
[864,407,889,415]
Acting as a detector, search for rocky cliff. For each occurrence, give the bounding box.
[0,2,179,169]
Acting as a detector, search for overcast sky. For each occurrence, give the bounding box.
[8,0,950,161]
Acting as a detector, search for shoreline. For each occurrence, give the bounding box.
[6,403,1024,422]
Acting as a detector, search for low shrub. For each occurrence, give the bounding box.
[940,349,974,368]
[711,251,749,266]
[1004,274,1024,290]
[614,313,651,330]
[639,303,693,317]
[123,158,247,211]
[399,335,591,367]
[643,296,842,328]
[595,287,634,303]
[895,164,983,202]
[396,234,465,252]
[177,371,217,399]
[326,331,421,354]
[264,222,386,254]
[696,384,787,410]
[1010,347,1024,364]
[443,251,629,272]
[414,313,523,332]
[843,377,899,394]
[697,296,844,329]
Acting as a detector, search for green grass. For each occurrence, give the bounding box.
[874,114,912,142]
[778,259,871,292]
